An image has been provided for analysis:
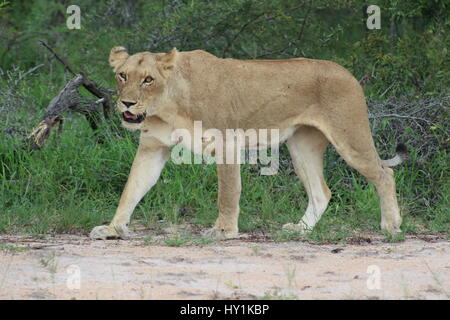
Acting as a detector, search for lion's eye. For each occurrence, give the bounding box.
[119,72,127,81]
[143,76,154,84]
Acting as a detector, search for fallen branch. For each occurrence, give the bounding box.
[39,40,114,119]
[24,42,117,150]
[25,74,106,150]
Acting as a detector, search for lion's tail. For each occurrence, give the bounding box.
[380,143,409,167]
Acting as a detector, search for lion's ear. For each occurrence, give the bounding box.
[109,46,129,72]
[157,48,178,71]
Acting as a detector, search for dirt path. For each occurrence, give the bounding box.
[0,232,448,300]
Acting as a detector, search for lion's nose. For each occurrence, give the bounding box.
[121,100,137,108]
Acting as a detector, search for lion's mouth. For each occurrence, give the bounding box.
[122,111,146,123]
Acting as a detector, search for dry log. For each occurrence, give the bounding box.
[24,42,116,150]
[25,75,106,150]
[39,41,114,119]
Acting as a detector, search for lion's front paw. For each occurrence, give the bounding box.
[203,227,238,240]
[89,224,129,240]
[380,220,402,236]
[282,222,311,235]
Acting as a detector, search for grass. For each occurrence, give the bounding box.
[259,288,298,300]
[0,110,448,243]
[0,0,447,244]
[0,243,28,254]
[39,251,58,274]
[0,61,448,244]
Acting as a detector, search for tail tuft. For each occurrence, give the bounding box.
[381,143,409,167]
[395,143,409,162]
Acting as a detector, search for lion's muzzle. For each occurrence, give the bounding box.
[122,111,146,123]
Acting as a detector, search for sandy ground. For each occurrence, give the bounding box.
[0,231,448,300]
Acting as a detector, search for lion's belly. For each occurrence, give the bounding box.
[173,124,298,155]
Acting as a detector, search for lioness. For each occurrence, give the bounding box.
[90,47,407,240]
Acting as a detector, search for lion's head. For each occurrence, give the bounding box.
[109,46,178,129]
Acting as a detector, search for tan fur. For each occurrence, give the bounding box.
[89,47,405,240]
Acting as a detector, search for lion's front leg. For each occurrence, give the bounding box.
[90,137,169,239]
[205,163,241,239]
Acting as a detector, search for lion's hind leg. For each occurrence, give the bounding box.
[283,126,331,234]
[324,119,403,235]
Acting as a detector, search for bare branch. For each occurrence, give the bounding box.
[368,113,432,123]
[39,41,77,76]
[39,41,114,119]
[14,64,44,87]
